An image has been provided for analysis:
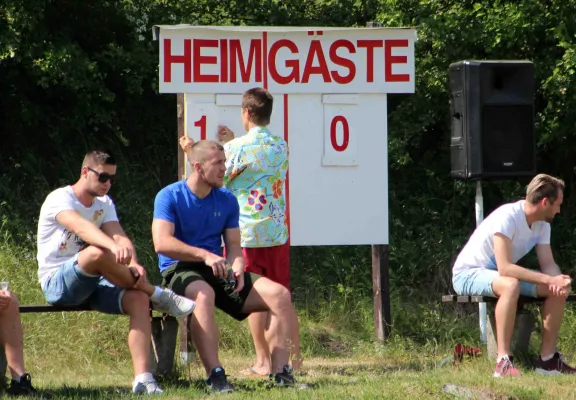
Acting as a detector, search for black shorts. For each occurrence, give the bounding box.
[161,262,261,321]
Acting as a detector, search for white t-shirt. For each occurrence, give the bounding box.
[453,200,550,274]
[36,186,118,287]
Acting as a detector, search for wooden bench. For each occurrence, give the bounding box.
[442,295,576,360]
[0,304,183,380]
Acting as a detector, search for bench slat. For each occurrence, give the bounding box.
[442,295,576,303]
[19,305,92,313]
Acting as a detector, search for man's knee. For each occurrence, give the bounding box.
[81,246,114,266]
[495,276,521,297]
[265,281,292,310]
[4,291,20,312]
[185,281,215,306]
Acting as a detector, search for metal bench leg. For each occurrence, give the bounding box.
[150,315,179,376]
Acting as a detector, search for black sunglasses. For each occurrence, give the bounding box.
[87,167,117,184]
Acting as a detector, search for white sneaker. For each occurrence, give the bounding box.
[133,380,164,395]
[152,289,196,318]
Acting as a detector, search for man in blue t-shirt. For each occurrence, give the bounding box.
[152,140,297,393]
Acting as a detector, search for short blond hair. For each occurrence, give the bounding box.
[189,140,224,164]
[526,174,565,205]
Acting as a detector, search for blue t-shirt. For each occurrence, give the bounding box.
[153,180,240,272]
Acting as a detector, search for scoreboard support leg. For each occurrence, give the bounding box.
[177,93,186,180]
[372,244,391,341]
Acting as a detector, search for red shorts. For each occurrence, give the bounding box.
[242,242,290,289]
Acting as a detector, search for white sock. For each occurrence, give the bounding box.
[133,372,155,385]
[150,287,164,302]
[11,374,21,382]
[541,353,555,361]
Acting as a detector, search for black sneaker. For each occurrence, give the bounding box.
[206,367,234,393]
[272,365,296,387]
[7,373,38,397]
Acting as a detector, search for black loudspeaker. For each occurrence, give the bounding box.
[449,60,536,180]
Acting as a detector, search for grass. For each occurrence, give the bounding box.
[5,246,576,398]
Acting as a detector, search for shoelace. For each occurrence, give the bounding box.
[501,357,515,374]
[143,381,162,393]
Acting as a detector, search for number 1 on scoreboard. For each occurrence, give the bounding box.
[189,102,218,142]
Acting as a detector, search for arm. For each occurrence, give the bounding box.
[223,227,245,272]
[494,234,570,291]
[152,218,212,262]
[101,221,138,264]
[223,227,245,293]
[536,243,562,276]
[222,141,247,186]
[152,219,229,278]
[56,210,117,251]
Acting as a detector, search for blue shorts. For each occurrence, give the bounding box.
[452,268,538,298]
[42,254,126,314]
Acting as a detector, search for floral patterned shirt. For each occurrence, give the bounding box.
[223,126,289,248]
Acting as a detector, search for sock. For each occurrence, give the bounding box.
[541,353,555,361]
[149,287,163,302]
[11,374,21,383]
[133,372,155,385]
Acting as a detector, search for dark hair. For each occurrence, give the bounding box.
[82,149,116,167]
[242,87,273,126]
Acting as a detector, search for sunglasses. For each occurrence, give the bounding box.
[87,167,117,184]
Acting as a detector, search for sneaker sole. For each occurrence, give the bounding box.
[493,371,521,378]
[535,368,562,376]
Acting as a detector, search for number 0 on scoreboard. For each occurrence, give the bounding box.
[322,94,359,167]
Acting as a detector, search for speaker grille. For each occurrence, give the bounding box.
[481,104,534,174]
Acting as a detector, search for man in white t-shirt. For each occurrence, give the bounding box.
[36,149,196,395]
[453,173,574,377]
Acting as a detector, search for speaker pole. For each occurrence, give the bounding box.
[475,180,488,343]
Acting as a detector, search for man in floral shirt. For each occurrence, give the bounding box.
[180,87,301,377]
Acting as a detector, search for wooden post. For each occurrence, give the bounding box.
[372,245,391,340]
[179,315,195,365]
[176,94,197,363]
[177,93,186,180]
[366,21,391,341]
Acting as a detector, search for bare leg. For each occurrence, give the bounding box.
[122,290,152,376]
[248,311,271,375]
[242,278,293,374]
[492,277,521,359]
[185,281,222,376]
[537,284,567,357]
[0,292,25,378]
[77,246,155,296]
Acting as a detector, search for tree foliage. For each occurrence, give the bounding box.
[2,0,576,297]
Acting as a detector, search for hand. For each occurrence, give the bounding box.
[128,264,147,290]
[231,266,245,294]
[205,253,229,278]
[549,274,572,296]
[217,125,235,143]
[110,244,132,265]
[0,291,11,311]
[179,135,195,152]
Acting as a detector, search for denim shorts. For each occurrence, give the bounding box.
[42,254,126,314]
[452,268,538,298]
